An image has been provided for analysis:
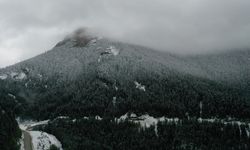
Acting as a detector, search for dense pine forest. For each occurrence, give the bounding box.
[40,117,250,150]
[0,88,21,150]
[0,107,21,150]
[3,71,249,120]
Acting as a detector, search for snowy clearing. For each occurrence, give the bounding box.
[29,131,62,150]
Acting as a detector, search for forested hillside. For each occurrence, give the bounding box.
[22,72,248,120]
[0,31,249,149]
[0,32,249,120]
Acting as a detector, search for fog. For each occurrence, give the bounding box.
[0,0,250,67]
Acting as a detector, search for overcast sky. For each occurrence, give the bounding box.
[0,0,250,68]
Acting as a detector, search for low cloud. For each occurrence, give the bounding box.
[0,0,250,67]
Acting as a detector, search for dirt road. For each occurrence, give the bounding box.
[22,130,34,150]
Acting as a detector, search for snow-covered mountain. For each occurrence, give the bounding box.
[0,31,249,120]
[1,32,249,85]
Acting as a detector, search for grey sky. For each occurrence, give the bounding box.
[0,0,250,68]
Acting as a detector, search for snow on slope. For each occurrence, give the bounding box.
[134,81,146,91]
[29,131,62,150]
[0,72,26,80]
[115,113,250,137]
[18,119,49,130]
[1,35,249,87]
[0,74,7,80]
[15,72,27,80]
[8,93,16,99]
[107,46,120,56]
[18,134,25,150]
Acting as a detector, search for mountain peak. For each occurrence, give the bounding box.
[55,28,96,48]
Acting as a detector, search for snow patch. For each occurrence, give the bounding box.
[116,113,166,136]
[116,113,183,136]
[97,45,120,62]
[135,114,158,128]
[77,116,103,120]
[8,93,16,99]
[29,131,63,150]
[18,119,49,131]
[0,74,7,80]
[10,72,26,80]
[18,134,25,150]
[16,72,26,80]
[118,113,129,121]
[56,116,69,119]
[115,86,118,91]
[246,125,250,138]
[112,97,117,106]
[95,116,102,120]
[29,120,49,129]
[107,46,120,56]
[98,56,102,62]
[134,81,146,91]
